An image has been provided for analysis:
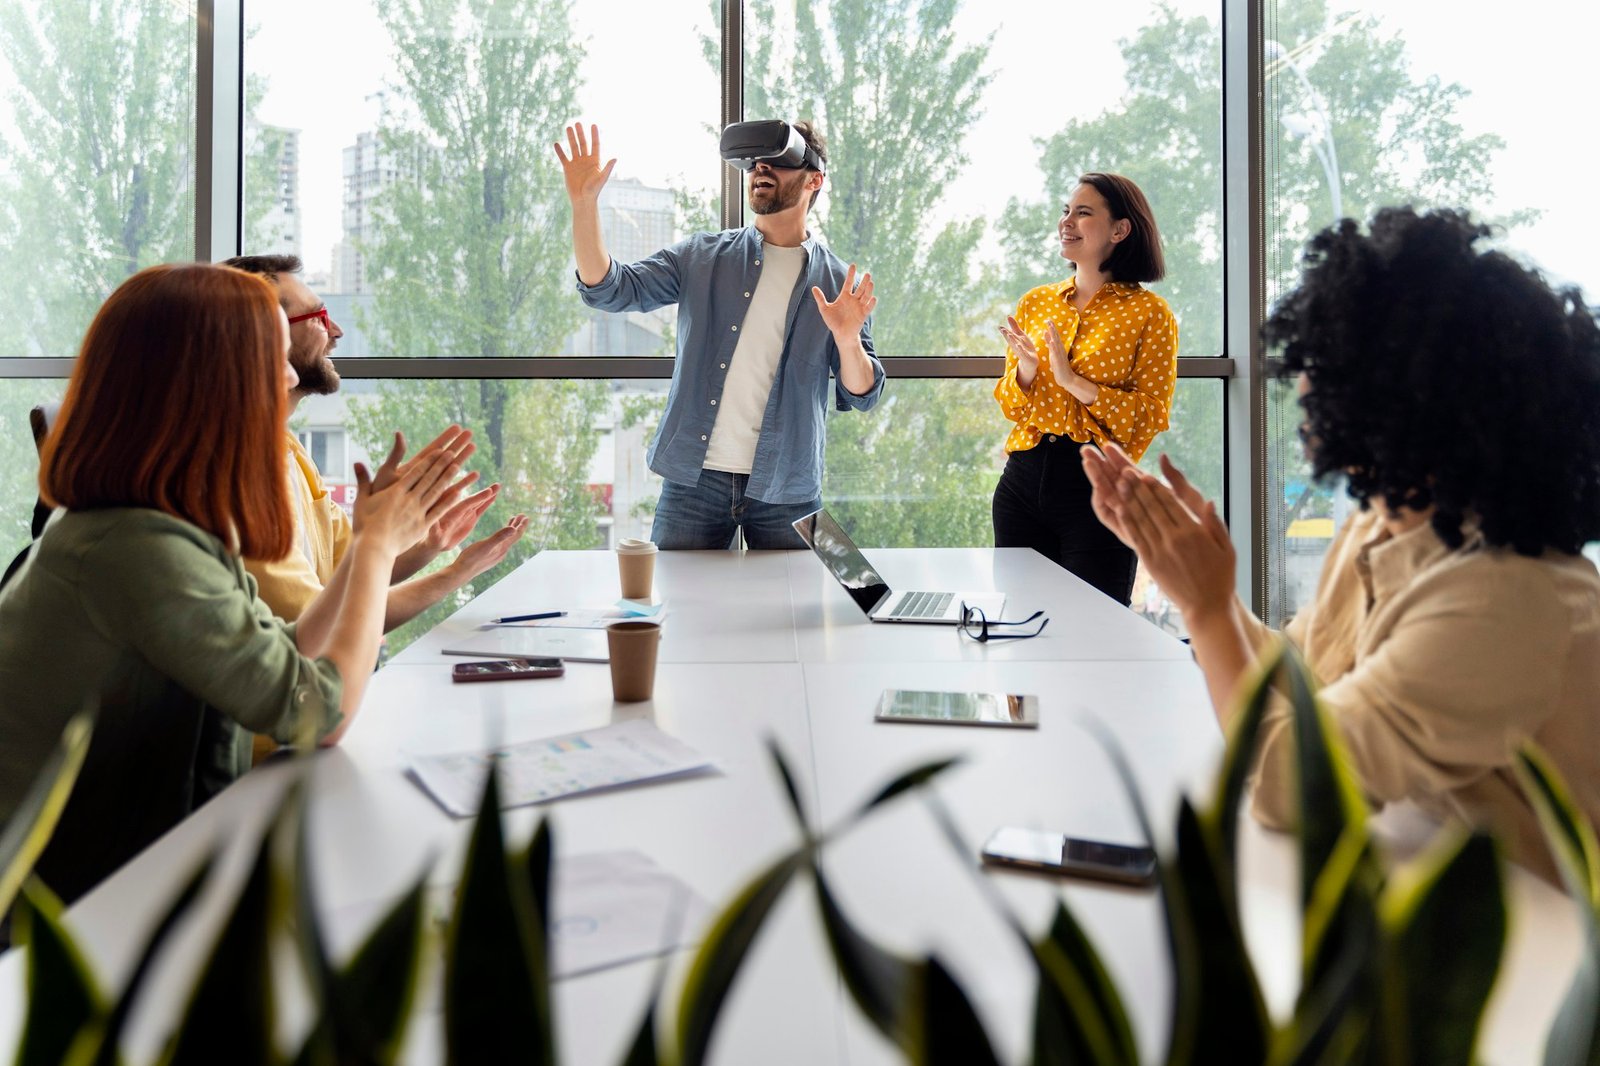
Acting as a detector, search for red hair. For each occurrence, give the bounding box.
[39,263,293,559]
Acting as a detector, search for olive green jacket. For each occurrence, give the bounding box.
[0,508,342,905]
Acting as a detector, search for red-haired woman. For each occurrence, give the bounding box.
[0,263,470,905]
[991,173,1178,606]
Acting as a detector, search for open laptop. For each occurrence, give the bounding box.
[792,508,1006,625]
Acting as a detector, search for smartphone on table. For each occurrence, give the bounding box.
[451,658,565,683]
[981,827,1157,887]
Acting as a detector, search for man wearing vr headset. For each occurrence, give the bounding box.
[555,120,884,550]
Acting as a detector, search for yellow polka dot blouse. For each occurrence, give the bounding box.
[994,278,1179,462]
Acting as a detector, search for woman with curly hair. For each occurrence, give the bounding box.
[1083,207,1600,880]
[991,173,1178,605]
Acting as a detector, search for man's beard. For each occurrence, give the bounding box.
[290,344,341,396]
[749,173,806,215]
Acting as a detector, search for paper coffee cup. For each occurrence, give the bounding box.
[607,620,662,702]
[616,538,658,600]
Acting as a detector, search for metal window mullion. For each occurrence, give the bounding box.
[719,0,743,232]
[1222,0,1267,617]
[195,1,243,263]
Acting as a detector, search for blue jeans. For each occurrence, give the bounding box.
[652,470,820,550]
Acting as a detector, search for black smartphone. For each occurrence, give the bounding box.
[450,658,565,683]
[981,827,1157,887]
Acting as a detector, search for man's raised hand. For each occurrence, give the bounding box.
[554,123,616,204]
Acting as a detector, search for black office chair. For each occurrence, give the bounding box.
[28,402,58,538]
[2,402,60,590]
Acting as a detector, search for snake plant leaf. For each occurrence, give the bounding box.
[515,819,557,1055]
[1271,882,1380,1066]
[442,766,553,1066]
[908,790,1131,1066]
[1282,647,1371,911]
[84,857,216,1066]
[616,996,661,1066]
[322,876,430,1066]
[853,756,964,819]
[159,799,283,1066]
[766,738,812,835]
[13,877,100,1066]
[922,955,1002,1066]
[0,712,92,920]
[1376,831,1505,1066]
[1167,798,1268,1064]
[1210,639,1286,869]
[1515,747,1600,1066]
[675,848,807,1066]
[1030,902,1138,1066]
[812,858,921,1053]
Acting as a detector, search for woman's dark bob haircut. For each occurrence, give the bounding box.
[1077,172,1165,283]
[1263,206,1600,556]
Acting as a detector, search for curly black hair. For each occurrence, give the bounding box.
[1263,207,1600,556]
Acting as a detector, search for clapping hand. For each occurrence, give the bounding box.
[452,514,531,582]
[1086,445,1234,620]
[811,264,876,339]
[424,483,500,554]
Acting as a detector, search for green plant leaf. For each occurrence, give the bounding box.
[675,848,807,1066]
[1211,639,1286,867]
[13,877,100,1066]
[1270,885,1379,1066]
[85,857,216,1066]
[442,766,552,1066]
[1030,903,1138,1066]
[766,737,811,835]
[812,859,921,1054]
[853,756,964,818]
[1166,799,1269,1063]
[516,819,557,1057]
[616,997,661,1066]
[913,792,1132,1066]
[922,955,1002,1066]
[324,877,429,1066]
[1283,647,1370,911]
[159,802,283,1066]
[0,713,93,920]
[1515,747,1600,1066]
[1376,832,1505,1066]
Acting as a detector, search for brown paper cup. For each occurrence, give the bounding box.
[617,550,656,600]
[607,621,662,702]
[616,538,658,600]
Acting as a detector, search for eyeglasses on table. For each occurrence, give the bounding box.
[958,603,1049,642]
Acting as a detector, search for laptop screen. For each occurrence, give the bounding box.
[792,509,892,616]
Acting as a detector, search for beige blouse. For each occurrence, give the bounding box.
[1239,508,1600,882]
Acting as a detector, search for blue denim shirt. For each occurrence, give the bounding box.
[576,227,885,504]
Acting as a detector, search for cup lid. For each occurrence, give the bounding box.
[616,538,658,554]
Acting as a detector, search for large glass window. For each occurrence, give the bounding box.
[245,0,718,360]
[296,378,662,654]
[745,0,1224,359]
[0,1,197,357]
[1260,0,1598,624]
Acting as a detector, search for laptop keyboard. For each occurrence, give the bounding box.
[890,591,954,619]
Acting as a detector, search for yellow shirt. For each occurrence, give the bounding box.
[1240,509,1600,884]
[244,432,352,622]
[993,278,1178,461]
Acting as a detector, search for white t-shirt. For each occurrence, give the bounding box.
[703,242,809,475]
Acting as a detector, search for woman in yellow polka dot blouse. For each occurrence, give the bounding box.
[992,172,1178,605]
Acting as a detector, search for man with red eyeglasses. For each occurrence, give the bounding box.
[223,254,527,635]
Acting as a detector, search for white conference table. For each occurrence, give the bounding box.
[0,547,1582,1065]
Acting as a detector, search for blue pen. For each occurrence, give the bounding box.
[489,611,567,624]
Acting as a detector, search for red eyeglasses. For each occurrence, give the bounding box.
[287,306,333,332]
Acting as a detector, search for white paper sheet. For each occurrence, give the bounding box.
[405,719,714,817]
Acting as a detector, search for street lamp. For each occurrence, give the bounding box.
[1265,39,1343,222]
